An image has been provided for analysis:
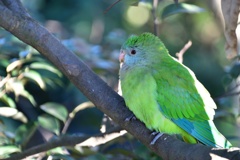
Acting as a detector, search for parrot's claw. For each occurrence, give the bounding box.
[150,132,164,145]
[151,131,158,136]
[125,114,136,122]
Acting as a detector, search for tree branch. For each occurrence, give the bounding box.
[0,2,239,160]
[176,40,192,63]
[79,126,126,147]
[152,0,159,36]
[2,0,30,17]
[2,126,123,160]
[104,0,122,14]
[3,135,90,160]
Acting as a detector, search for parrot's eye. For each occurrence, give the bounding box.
[130,49,136,55]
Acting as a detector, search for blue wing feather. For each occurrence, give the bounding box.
[172,118,232,148]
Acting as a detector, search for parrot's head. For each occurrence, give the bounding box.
[119,32,168,69]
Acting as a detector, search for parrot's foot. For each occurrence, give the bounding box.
[150,132,164,145]
[125,114,136,121]
[151,131,159,136]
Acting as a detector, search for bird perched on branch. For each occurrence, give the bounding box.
[119,32,232,148]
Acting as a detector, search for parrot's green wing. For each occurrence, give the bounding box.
[154,62,215,120]
[153,58,231,148]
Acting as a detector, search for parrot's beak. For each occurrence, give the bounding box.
[119,50,125,63]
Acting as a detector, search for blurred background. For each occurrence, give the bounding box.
[0,0,239,159]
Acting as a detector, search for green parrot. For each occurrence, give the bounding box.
[119,32,232,148]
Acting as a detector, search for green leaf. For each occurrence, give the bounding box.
[29,62,62,77]
[229,62,240,78]
[4,75,36,107]
[0,107,17,117]
[6,60,23,73]
[48,147,66,154]
[15,122,38,146]
[0,59,9,68]
[161,3,205,19]
[6,79,24,95]
[0,107,28,123]
[43,77,64,88]
[38,114,60,135]
[50,154,75,160]
[222,74,233,88]
[40,102,68,122]
[22,70,46,89]
[0,94,16,108]
[19,90,37,106]
[81,154,107,160]
[0,136,10,146]
[0,145,21,158]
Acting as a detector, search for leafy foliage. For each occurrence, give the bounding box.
[161,3,205,19]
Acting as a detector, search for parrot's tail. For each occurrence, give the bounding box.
[173,119,232,148]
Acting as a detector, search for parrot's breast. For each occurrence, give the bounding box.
[120,67,194,141]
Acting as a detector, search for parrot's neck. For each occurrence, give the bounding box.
[120,62,149,80]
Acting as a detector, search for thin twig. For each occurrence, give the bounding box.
[61,116,73,134]
[152,0,159,36]
[104,0,122,14]
[79,126,125,147]
[214,91,240,100]
[214,82,240,100]
[62,102,95,134]
[176,40,192,63]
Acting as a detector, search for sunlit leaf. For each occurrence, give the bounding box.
[6,79,24,95]
[0,94,16,108]
[161,3,205,19]
[15,122,38,145]
[38,114,60,135]
[138,0,152,9]
[0,136,10,146]
[19,90,37,106]
[6,60,23,73]
[29,62,62,77]
[7,80,37,106]
[0,145,21,158]
[47,147,67,155]
[0,107,17,117]
[40,102,68,122]
[0,107,28,123]
[22,70,46,89]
